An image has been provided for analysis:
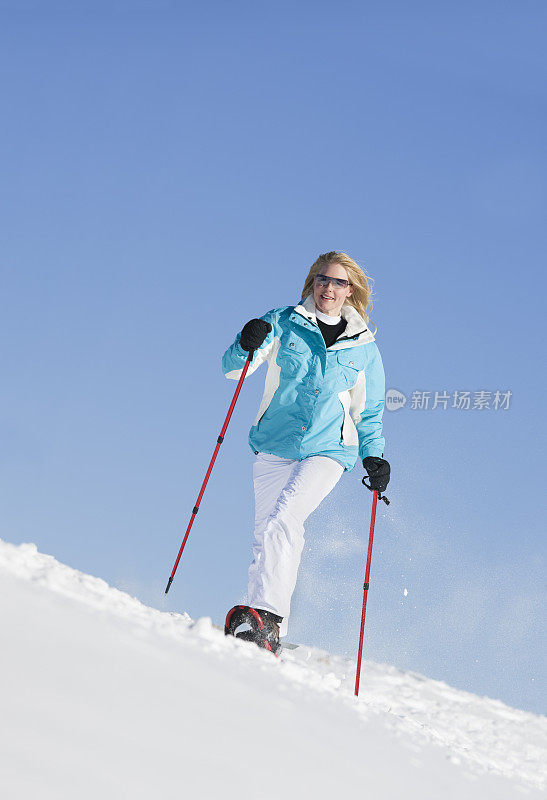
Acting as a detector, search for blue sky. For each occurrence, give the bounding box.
[1,2,545,713]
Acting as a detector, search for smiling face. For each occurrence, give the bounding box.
[312,262,354,317]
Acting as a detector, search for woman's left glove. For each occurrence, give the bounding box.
[363,457,391,492]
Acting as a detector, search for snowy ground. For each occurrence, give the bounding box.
[0,539,545,799]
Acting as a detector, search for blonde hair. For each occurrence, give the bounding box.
[301,251,375,329]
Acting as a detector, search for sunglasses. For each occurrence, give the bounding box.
[315,273,351,289]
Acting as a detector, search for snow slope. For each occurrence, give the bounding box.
[0,539,544,800]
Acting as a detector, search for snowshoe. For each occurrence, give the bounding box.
[224,605,281,655]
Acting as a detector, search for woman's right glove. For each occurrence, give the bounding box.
[363,456,391,493]
[240,319,272,351]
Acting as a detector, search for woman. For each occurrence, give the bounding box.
[222,251,390,654]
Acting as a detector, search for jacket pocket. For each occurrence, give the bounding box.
[336,349,362,388]
[277,332,309,375]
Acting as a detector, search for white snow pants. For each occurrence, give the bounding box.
[248,452,344,637]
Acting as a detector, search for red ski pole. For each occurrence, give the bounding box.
[164,350,255,594]
[354,484,389,696]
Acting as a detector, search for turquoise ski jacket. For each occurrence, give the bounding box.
[222,295,385,471]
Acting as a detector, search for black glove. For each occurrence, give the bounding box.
[363,456,391,493]
[240,319,272,352]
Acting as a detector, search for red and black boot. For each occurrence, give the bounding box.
[224,605,282,655]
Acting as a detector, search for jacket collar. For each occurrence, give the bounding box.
[292,294,375,345]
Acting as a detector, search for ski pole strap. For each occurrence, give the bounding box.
[361,477,390,505]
